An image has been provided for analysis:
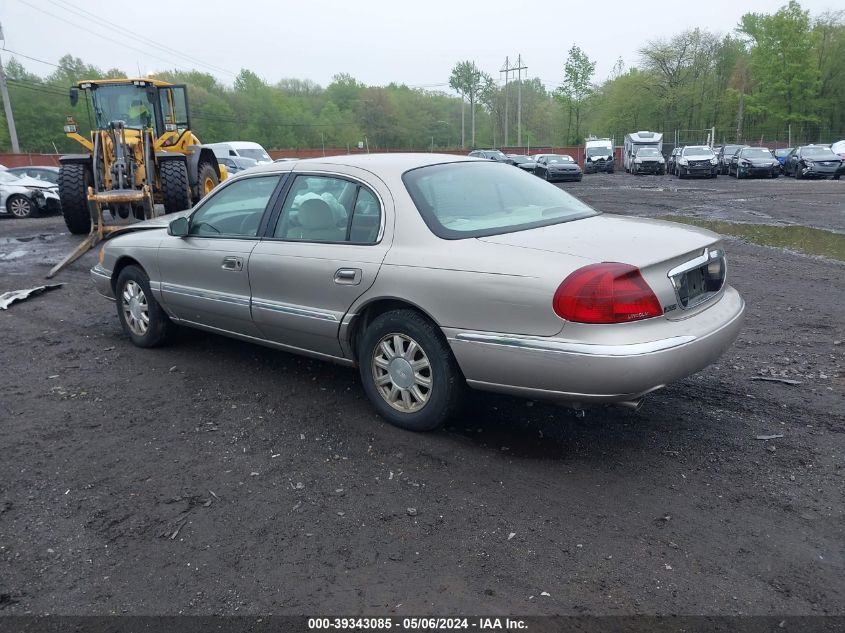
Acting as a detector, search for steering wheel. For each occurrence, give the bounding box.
[238,213,261,237]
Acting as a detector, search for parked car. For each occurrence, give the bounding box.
[630,147,666,175]
[534,154,582,182]
[507,154,538,173]
[218,156,259,175]
[728,147,780,179]
[717,145,748,174]
[783,145,844,179]
[90,154,744,431]
[774,148,793,171]
[7,166,60,185]
[0,170,61,218]
[675,146,718,179]
[468,149,516,165]
[667,147,682,176]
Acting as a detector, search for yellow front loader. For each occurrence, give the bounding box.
[48,78,225,277]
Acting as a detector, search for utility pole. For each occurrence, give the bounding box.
[0,24,21,153]
[513,54,527,148]
[500,57,510,148]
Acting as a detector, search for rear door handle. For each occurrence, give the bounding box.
[334,268,361,285]
[221,256,243,271]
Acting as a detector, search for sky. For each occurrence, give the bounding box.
[0,0,841,93]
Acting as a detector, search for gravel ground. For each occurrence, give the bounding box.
[0,172,843,616]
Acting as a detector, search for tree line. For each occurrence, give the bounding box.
[0,0,842,154]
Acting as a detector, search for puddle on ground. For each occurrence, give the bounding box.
[658,215,845,262]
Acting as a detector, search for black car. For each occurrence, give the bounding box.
[783,145,843,179]
[675,146,718,179]
[728,147,780,179]
[7,166,60,185]
[468,149,516,166]
[717,144,748,175]
[534,154,582,182]
[507,154,538,172]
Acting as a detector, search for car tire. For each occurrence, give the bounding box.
[160,160,192,214]
[58,163,93,234]
[358,309,464,432]
[115,265,174,348]
[7,195,34,218]
[795,166,802,180]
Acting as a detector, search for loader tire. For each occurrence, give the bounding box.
[160,160,191,214]
[195,161,219,203]
[58,163,93,234]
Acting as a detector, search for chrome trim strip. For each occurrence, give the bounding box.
[91,265,111,280]
[667,247,722,278]
[251,299,338,322]
[160,282,251,307]
[453,332,697,357]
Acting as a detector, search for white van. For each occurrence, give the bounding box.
[205,141,273,164]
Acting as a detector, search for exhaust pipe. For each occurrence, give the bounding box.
[616,398,645,412]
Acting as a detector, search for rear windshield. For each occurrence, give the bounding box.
[403,161,597,240]
[237,148,271,162]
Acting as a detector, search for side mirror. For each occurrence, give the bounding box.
[168,216,189,237]
[69,88,79,107]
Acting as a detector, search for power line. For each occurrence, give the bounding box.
[45,0,236,78]
[0,47,61,68]
[7,78,68,96]
[15,0,235,78]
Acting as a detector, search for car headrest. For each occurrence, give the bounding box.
[298,198,335,229]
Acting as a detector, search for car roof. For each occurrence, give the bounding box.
[245,153,478,178]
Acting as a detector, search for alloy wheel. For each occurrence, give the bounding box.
[9,197,32,218]
[121,280,150,336]
[371,333,432,413]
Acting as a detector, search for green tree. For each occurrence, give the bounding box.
[739,1,820,131]
[556,46,595,144]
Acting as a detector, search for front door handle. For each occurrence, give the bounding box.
[221,256,243,271]
[334,268,361,285]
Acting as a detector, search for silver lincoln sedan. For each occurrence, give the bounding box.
[91,154,745,431]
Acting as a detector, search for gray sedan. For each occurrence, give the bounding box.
[91,154,745,431]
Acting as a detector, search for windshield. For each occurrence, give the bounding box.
[237,148,272,162]
[722,145,744,154]
[802,147,837,159]
[775,149,792,157]
[683,147,715,158]
[509,155,531,164]
[740,148,774,159]
[636,148,661,157]
[403,161,597,239]
[586,147,612,157]
[91,84,156,130]
[546,155,574,163]
[0,171,22,184]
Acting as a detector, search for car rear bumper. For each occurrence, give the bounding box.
[91,264,115,301]
[445,285,745,404]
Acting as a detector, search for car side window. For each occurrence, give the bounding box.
[273,175,381,244]
[189,175,280,237]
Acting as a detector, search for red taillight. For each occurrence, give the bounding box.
[553,263,663,324]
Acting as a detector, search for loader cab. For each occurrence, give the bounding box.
[75,80,191,139]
